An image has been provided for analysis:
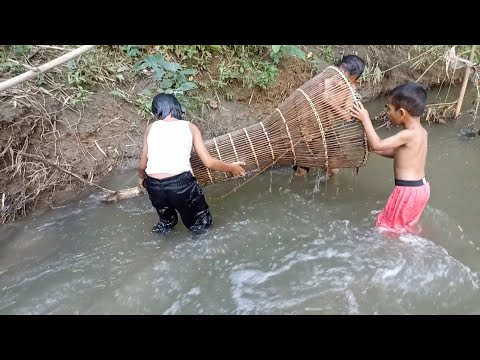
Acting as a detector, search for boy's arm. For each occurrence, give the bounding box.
[137,125,152,190]
[373,148,394,158]
[352,103,412,151]
[190,123,246,177]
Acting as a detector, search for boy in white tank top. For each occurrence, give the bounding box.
[137,93,246,234]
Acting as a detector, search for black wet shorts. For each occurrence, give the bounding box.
[145,171,213,233]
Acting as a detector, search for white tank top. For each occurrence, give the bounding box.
[145,120,193,175]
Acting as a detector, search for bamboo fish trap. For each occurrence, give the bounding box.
[190,66,369,186]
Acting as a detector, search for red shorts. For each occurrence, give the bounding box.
[376,178,430,234]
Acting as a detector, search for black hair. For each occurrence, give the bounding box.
[151,93,184,120]
[389,82,427,117]
[336,54,365,80]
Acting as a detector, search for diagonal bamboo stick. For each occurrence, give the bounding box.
[0,45,97,93]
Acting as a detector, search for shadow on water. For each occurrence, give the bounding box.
[1,85,480,314]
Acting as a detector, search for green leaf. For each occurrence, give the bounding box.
[206,45,222,52]
[177,82,198,92]
[164,88,174,94]
[284,46,306,60]
[174,93,190,110]
[272,45,282,54]
[160,59,182,72]
[66,60,76,71]
[159,79,173,89]
[182,68,197,76]
[110,90,129,101]
[152,67,165,80]
[127,47,141,57]
[148,54,165,67]
[69,98,80,106]
[14,45,32,54]
[133,60,149,71]
[134,54,165,72]
[175,71,187,84]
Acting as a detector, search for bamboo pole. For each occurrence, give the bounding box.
[454,45,477,119]
[0,45,97,93]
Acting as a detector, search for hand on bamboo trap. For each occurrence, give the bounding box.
[229,161,246,178]
[351,102,371,123]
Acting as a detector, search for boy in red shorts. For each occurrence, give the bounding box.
[351,82,430,234]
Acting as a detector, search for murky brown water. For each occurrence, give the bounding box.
[1,85,479,314]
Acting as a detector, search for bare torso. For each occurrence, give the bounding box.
[393,126,428,180]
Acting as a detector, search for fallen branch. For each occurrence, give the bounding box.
[380,45,442,75]
[13,150,147,204]
[428,101,457,107]
[37,45,67,51]
[0,45,97,93]
[94,140,107,157]
[101,187,145,204]
[415,54,445,83]
[7,59,40,72]
[0,137,13,157]
[14,150,116,194]
[95,116,121,133]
